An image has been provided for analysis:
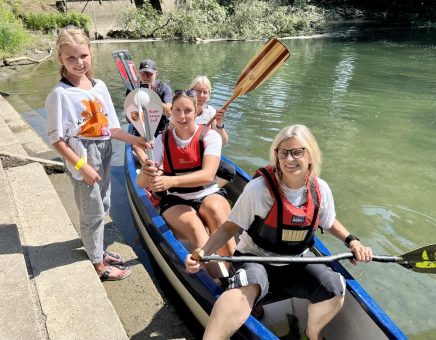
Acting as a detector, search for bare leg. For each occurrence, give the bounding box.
[203,284,260,340]
[306,296,344,340]
[163,205,209,249]
[199,194,235,256]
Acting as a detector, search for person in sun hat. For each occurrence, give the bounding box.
[126,58,173,166]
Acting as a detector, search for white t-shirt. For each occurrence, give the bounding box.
[230,175,336,257]
[46,79,120,144]
[152,125,222,200]
[195,105,216,125]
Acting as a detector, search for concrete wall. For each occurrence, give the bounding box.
[64,0,137,39]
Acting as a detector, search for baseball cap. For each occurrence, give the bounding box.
[139,59,157,73]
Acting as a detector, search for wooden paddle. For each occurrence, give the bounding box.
[198,244,436,274]
[207,38,290,126]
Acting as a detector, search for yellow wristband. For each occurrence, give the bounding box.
[74,158,85,170]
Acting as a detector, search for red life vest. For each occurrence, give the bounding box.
[162,125,215,194]
[247,165,321,255]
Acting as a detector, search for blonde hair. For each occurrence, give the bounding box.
[56,26,93,78]
[190,75,212,95]
[269,124,322,178]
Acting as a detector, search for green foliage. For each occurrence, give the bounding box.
[121,0,327,41]
[118,2,161,38]
[24,12,90,33]
[220,0,276,39]
[0,1,30,57]
[163,0,227,40]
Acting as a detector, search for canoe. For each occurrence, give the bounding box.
[124,129,407,340]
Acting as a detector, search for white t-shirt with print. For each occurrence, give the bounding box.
[152,125,222,200]
[229,175,336,257]
[46,79,120,144]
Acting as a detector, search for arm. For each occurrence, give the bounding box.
[212,108,229,146]
[110,128,149,148]
[162,103,172,117]
[53,139,100,185]
[328,218,373,263]
[148,154,220,192]
[161,82,173,117]
[186,221,241,273]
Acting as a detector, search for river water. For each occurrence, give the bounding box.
[2,24,436,339]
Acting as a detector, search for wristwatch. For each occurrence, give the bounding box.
[215,123,225,129]
[344,234,360,248]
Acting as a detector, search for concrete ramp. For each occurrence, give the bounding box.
[4,162,128,340]
[0,161,44,339]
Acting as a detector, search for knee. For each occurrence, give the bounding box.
[321,272,346,298]
[202,199,230,220]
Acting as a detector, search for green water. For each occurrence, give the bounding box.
[2,25,436,338]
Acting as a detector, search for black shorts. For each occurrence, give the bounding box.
[159,188,227,215]
[217,160,236,182]
[228,252,345,304]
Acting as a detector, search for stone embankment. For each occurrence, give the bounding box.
[0,94,193,339]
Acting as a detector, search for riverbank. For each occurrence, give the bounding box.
[0,94,194,339]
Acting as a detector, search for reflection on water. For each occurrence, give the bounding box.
[2,25,436,339]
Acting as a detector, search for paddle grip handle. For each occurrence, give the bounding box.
[206,97,233,126]
[191,248,203,262]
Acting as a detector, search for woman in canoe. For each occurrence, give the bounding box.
[185,124,373,339]
[189,75,235,187]
[137,89,235,271]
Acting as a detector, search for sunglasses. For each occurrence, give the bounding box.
[174,89,197,97]
[276,148,306,160]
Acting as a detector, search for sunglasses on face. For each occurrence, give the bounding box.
[193,89,210,95]
[276,148,306,160]
[174,89,197,97]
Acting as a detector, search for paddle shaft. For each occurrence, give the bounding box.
[200,253,404,264]
[207,38,289,126]
[113,51,156,159]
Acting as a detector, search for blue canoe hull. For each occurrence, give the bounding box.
[124,137,406,340]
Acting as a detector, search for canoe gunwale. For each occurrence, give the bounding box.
[123,131,406,340]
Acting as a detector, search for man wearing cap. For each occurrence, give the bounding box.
[127,58,173,166]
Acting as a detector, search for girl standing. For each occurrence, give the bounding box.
[46,26,148,281]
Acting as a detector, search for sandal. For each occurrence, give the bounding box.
[103,252,125,266]
[99,265,131,282]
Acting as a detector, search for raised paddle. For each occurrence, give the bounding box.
[112,50,140,91]
[113,50,163,160]
[197,244,436,274]
[207,37,290,126]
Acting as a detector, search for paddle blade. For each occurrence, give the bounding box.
[233,38,290,98]
[402,244,436,273]
[124,88,163,140]
[112,50,140,90]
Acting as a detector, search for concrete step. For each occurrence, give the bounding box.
[5,162,128,340]
[0,110,27,156]
[0,160,44,339]
[0,95,54,159]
